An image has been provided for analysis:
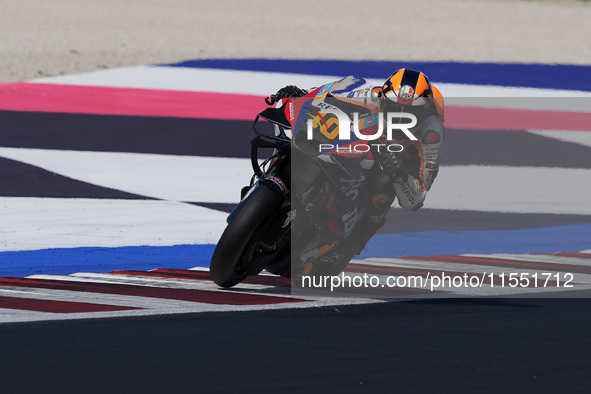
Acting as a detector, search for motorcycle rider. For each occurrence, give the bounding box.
[269,68,445,274]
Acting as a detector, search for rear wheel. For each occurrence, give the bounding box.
[210,184,285,287]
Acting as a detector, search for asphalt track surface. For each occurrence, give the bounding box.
[2,297,591,394]
[1,61,591,392]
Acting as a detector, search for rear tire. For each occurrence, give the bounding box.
[210,184,284,287]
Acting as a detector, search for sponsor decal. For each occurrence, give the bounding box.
[307,109,340,140]
[266,176,287,192]
[358,113,376,129]
[342,207,358,235]
[422,130,441,144]
[288,102,295,122]
[399,182,415,202]
[399,85,414,99]
[313,81,338,104]
[346,88,371,98]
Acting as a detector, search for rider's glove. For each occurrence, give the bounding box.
[265,85,308,105]
[374,150,408,184]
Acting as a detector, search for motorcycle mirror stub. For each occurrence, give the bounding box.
[257,104,291,129]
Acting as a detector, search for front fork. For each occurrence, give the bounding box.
[228,137,290,224]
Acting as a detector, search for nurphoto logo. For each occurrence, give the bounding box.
[306,109,418,153]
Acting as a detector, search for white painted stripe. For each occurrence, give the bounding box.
[0,272,383,323]
[29,66,591,111]
[0,293,219,315]
[0,287,186,311]
[0,308,50,320]
[29,273,295,301]
[0,288,55,296]
[426,165,591,215]
[1,148,590,221]
[356,258,591,295]
[29,66,333,97]
[187,266,215,272]
[360,258,591,278]
[68,272,290,293]
[0,297,383,324]
[4,248,591,324]
[0,198,226,251]
[466,253,591,266]
[62,269,591,298]
[0,147,253,203]
[527,130,591,148]
[435,83,591,99]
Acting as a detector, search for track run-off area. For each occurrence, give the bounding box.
[0,60,590,323]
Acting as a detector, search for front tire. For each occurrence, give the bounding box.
[210,184,284,287]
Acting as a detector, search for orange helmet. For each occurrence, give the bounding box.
[380,68,443,122]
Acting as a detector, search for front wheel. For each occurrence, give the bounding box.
[210,184,285,287]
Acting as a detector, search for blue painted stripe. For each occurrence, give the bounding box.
[0,245,215,278]
[158,59,591,91]
[2,225,589,278]
[358,224,591,259]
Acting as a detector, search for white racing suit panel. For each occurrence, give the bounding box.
[393,116,444,211]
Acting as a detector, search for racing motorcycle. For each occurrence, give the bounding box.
[210,78,383,288]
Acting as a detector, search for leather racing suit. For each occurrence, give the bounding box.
[329,76,445,213]
[270,75,445,274]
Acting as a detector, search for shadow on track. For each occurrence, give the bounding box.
[1,297,590,393]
